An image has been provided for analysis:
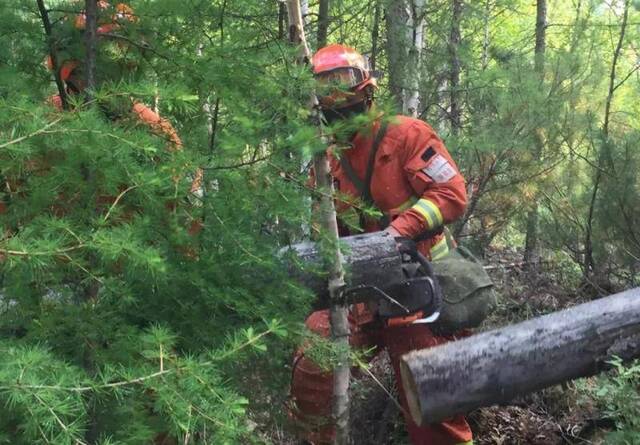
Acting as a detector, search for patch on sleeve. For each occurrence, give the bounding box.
[421,146,436,162]
[422,154,457,183]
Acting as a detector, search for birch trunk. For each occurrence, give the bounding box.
[385,0,425,116]
[406,0,424,117]
[286,2,350,443]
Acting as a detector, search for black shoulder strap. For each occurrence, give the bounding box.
[338,120,389,207]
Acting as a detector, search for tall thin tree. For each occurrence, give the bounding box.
[286,1,351,443]
[584,0,630,279]
[84,0,98,94]
[385,0,425,115]
[317,0,329,49]
[524,0,547,266]
[36,0,68,110]
[449,0,462,133]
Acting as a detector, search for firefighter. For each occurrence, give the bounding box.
[48,58,184,150]
[289,44,472,445]
[1,1,201,234]
[46,1,183,149]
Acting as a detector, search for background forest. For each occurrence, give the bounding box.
[1,0,640,444]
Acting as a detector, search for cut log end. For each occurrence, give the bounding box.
[399,358,423,426]
[399,287,640,424]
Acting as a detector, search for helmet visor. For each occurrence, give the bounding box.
[315,67,367,90]
[315,67,368,108]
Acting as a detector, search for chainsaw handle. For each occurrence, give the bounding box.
[394,237,443,316]
[394,236,436,278]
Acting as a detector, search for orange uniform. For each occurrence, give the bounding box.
[290,115,473,445]
[329,114,466,258]
[48,96,184,149]
[0,98,202,232]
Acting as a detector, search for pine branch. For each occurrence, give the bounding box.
[32,393,89,445]
[0,244,85,257]
[0,327,276,394]
[0,118,62,149]
[102,185,139,223]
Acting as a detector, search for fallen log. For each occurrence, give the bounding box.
[400,286,640,426]
[281,231,404,305]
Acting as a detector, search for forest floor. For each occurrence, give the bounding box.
[268,247,614,444]
[465,247,608,445]
[347,246,612,445]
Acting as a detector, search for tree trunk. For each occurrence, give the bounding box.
[317,0,329,50]
[448,0,462,133]
[36,0,68,110]
[281,231,402,303]
[84,0,98,93]
[400,286,640,425]
[385,0,425,115]
[405,0,424,117]
[481,0,490,71]
[370,0,381,71]
[286,2,350,442]
[523,0,546,267]
[278,1,287,41]
[385,0,410,111]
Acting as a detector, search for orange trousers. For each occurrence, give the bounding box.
[290,309,473,445]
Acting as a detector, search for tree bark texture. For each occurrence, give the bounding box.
[370,0,381,71]
[385,0,425,116]
[281,231,402,304]
[278,1,287,40]
[523,0,546,266]
[36,0,68,110]
[481,0,490,71]
[448,0,462,133]
[286,2,350,443]
[84,0,98,93]
[400,286,640,426]
[317,0,329,49]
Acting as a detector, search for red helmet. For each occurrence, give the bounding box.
[312,44,377,109]
[312,44,377,90]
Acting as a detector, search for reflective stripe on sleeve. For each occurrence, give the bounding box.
[430,236,449,260]
[411,198,443,229]
[387,196,418,217]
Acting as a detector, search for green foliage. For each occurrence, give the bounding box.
[2,0,640,442]
[581,358,640,443]
[0,0,320,442]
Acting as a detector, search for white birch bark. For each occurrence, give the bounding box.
[386,0,425,116]
[286,2,350,443]
[405,0,424,117]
